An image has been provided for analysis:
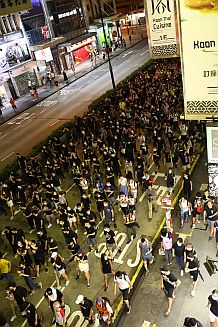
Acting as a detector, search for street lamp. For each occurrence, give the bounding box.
[98,0,116,90]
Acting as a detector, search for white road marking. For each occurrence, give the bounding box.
[141,50,149,56]
[0,133,7,140]
[139,191,146,202]
[86,96,92,102]
[22,119,33,128]
[13,125,21,131]
[148,162,154,170]
[66,183,75,194]
[122,51,133,58]
[50,120,60,126]
[1,152,14,162]
[20,280,56,327]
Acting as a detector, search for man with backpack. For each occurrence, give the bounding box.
[114,271,131,314]
[96,296,113,326]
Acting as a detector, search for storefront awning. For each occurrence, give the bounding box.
[58,32,97,49]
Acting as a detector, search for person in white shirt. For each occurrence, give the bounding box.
[128,179,138,200]
[114,271,131,314]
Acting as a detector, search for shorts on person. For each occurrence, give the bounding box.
[78,262,89,273]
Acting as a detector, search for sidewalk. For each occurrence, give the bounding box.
[0,27,147,125]
[119,152,216,327]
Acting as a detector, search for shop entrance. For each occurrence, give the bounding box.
[7,79,18,99]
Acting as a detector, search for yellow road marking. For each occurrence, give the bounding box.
[112,149,203,323]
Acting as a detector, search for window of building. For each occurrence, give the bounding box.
[7,15,15,31]
[12,14,19,30]
[2,17,11,33]
[0,19,5,34]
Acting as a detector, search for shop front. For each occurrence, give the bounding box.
[59,34,97,70]
[9,61,38,97]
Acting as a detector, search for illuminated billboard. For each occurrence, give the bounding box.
[145,0,179,58]
[177,0,218,120]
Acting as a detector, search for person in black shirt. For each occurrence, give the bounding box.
[185,253,200,297]
[8,283,28,309]
[20,302,41,327]
[160,264,181,316]
[84,222,98,253]
[172,238,185,276]
[75,295,93,324]
[17,262,42,293]
[103,225,120,259]
[203,200,218,241]
[183,317,203,327]
[100,252,113,291]
[44,287,64,312]
[208,289,218,327]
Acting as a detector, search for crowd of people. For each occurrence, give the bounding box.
[0,58,217,327]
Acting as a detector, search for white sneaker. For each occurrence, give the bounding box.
[191,290,195,297]
[65,280,70,286]
[180,270,184,277]
[10,315,17,322]
[48,223,52,228]
[38,282,43,289]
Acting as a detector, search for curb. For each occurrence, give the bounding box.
[112,149,203,326]
[0,38,148,126]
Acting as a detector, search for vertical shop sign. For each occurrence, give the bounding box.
[206,125,218,197]
[178,0,218,120]
[145,0,179,58]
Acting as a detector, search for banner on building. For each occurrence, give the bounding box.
[178,1,218,120]
[0,0,32,15]
[145,0,179,58]
[206,125,218,197]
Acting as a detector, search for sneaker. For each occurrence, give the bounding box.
[45,268,48,273]
[65,280,70,286]
[38,282,43,289]
[208,236,212,241]
[87,283,90,288]
[216,251,218,257]
[180,270,184,277]
[165,310,170,316]
[57,285,61,290]
[76,275,80,280]
[145,269,149,276]
[191,290,195,297]
[10,315,17,322]
[126,306,131,315]
[29,229,34,234]
[48,223,52,229]
[10,216,14,220]
[192,224,195,229]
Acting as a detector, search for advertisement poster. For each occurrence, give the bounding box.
[0,39,31,73]
[145,0,179,58]
[206,126,218,196]
[178,0,218,120]
[0,0,32,15]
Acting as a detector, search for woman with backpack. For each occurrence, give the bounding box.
[179,196,191,228]
[96,296,113,326]
[160,228,173,265]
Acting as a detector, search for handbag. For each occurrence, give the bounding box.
[159,248,165,256]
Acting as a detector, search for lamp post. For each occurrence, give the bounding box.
[98,0,116,90]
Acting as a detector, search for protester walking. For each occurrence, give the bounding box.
[160,264,181,316]
[114,271,131,314]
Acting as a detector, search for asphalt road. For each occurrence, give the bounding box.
[0,41,149,169]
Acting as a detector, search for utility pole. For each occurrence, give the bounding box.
[98,0,116,90]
